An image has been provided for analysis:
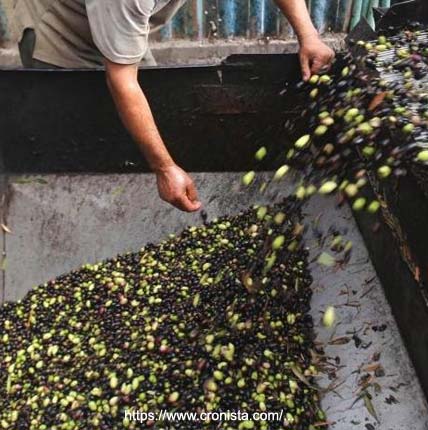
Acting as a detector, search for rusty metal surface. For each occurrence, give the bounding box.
[0,54,303,174]
[353,176,428,402]
[348,6,428,399]
[376,0,428,28]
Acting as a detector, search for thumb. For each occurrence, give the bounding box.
[311,58,324,75]
[300,52,311,82]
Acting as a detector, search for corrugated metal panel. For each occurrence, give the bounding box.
[0,1,8,42]
[0,0,394,44]
[152,0,393,42]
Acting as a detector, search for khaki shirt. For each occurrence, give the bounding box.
[12,0,186,68]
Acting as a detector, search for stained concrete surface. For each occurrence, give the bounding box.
[304,196,428,429]
[2,173,263,302]
[1,172,427,429]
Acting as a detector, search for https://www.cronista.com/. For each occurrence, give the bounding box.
[123,408,287,427]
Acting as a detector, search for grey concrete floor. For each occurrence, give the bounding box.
[1,172,427,429]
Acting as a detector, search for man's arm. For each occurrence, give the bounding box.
[105,59,201,212]
[274,0,335,81]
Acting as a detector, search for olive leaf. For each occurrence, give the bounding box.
[13,177,48,185]
[363,392,379,423]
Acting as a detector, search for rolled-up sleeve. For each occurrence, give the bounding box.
[86,0,154,64]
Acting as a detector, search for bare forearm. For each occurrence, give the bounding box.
[274,0,318,41]
[104,60,201,212]
[106,64,174,172]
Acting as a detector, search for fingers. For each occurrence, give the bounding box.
[168,181,201,212]
[310,50,335,75]
[156,166,202,212]
[187,199,202,212]
[185,180,202,212]
[300,52,311,82]
[186,179,199,203]
[310,58,326,75]
[159,189,201,212]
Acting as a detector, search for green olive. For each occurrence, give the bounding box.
[242,171,256,186]
[318,181,337,195]
[255,147,267,161]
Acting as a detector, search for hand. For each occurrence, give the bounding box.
[156,164,202,212]
[299,35,335,81]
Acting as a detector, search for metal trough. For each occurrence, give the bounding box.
[1,9,428,426]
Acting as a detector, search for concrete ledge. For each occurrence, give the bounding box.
[150,34,346,65]
[0,46,19,68]
[0,35,346,68]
